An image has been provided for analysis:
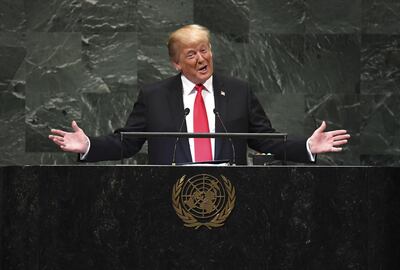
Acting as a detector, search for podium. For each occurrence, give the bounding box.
[1,165,399,269]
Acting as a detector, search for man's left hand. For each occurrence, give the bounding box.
[308,121,350,154]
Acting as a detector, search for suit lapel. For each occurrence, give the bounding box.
[167,74,192,162]
[213,75,228,161]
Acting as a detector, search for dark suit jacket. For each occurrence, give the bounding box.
[84,74,310,165]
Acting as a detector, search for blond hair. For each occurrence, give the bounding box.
[167,24,211,62]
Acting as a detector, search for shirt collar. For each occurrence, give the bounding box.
[181,74,213,96]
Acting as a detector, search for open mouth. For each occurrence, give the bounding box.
[198,65,208,73]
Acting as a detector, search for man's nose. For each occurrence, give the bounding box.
[196,52,205,62]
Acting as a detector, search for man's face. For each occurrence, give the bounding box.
[173,41,213,84]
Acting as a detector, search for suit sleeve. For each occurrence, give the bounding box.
[83,90,147,162]
[246,88,311,163]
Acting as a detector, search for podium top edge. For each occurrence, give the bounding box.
[118,132,288,139]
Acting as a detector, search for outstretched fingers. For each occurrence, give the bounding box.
[333,134,351,141]
[328,129,348,137]
[50,129,67,137]
[49,136,66,148]
[332,139,348,146]
[330,147,343,152]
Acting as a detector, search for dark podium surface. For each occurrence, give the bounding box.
[1,166,399,270]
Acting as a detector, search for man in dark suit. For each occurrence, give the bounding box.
[49,24,350,165]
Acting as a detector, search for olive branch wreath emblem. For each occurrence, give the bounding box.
[172,174,236,229]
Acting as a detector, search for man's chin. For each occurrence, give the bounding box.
[196,72,212,83]
[183,72,213,84]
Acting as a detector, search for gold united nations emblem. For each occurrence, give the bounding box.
[172,174,236,229]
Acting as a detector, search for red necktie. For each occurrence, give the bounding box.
[193,84,212,162]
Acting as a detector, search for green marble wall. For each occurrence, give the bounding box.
[0,0,399,165]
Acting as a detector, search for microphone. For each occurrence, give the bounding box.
[172,108,190,165]
[213,109,236,165]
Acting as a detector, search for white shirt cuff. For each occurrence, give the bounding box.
[306,138,316,162]
[79,135,91,160]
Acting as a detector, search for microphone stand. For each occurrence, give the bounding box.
[172,108,190,165]
[214,109,236,165]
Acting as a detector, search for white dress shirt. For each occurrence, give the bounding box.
[181,75,215,162]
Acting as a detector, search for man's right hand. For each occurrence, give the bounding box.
[49,120,89,153]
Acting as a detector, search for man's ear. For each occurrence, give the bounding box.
[172,61,181,71]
